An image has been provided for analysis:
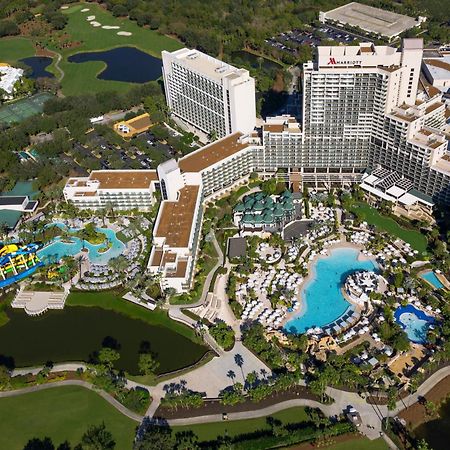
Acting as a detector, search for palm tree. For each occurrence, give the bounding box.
[227,370,236,386]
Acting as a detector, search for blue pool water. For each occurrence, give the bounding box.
[37,224,125,265]
[284,248,378,334]
[420,271,445,290]
[394,304,436,344]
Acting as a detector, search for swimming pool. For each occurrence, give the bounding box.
[394,304,435,344]
[284,247,378,334]
[37,224,125,265]
[420,271,445,290]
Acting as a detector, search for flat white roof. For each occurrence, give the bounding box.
[165,48,248,83]
[423,56,450,82]
[322,2,420,38]
[386,185,406,198]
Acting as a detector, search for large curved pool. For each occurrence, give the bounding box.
[37,223,125,265]
[284,247,378,334]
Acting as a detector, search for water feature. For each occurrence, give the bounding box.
[415,398,450,450]
[20,56,54,79]
[420,270,445,290]
[394,304,435,344]
[284,247,378,334]
[37,223,126,265]
[0,307,207,375]
[68,47,162,83]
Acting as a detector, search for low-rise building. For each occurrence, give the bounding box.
[63,170,158,210]
[0,64,23,98]
[113,113,151,138]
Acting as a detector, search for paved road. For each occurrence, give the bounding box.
[0,380,142,422]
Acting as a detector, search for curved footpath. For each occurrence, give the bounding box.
[0,379,142,422]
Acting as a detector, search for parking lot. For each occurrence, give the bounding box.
[266,25,371,56]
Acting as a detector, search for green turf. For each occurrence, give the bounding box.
[0,385,136,450]
[55,3,182,95]
[0,37,35,63]
[349,202,428,253]
[66,290,200,343]
[0,3,182,95]
[327,437,388,450]
[172,407,309,441]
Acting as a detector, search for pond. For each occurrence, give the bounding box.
[415,398,450,450]
[68,47,162,83]
[20,56,54,79]
[0,307,207,375]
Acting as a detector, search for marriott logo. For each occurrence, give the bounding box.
[327,57,362,65]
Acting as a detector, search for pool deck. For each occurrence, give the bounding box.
[281,240,378,331]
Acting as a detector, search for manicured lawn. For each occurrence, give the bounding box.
[327,437,388,450]
[67,290,200,343]
[0,385,136,450]
[0,3,182,95]
[349,202,428,253]
[0,37,35,63]
[55,3,182,95]
[172,407,309,441]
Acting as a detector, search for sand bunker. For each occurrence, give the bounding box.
[86,15,95,21]
[117,31,132,36]
[91,21,101,27]
[81,8,90,12]
[60,6,69,9]
[102,25,120,30]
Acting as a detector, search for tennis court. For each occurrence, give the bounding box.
[0,92,54,126]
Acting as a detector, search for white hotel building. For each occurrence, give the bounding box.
[64,39,449,293]
[162,48,256,139]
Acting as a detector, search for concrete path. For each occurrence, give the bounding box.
[0,380,142,422]
[12,362,88,377]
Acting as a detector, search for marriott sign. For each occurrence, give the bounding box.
[327,57,363,65]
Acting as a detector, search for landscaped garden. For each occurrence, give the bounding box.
[347,201,428,253]
[0,385,137,450]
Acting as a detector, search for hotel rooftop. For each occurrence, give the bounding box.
[66,170,158,191]
[320,2,421,39]
[163,48,249,83]
[178,132,248,173]
[154,185,200,248]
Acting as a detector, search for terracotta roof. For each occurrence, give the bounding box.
[90,170,157,190]
[162,251,177,265]
[263,124,284,133]
[150,248,163,267]
[154,185,200,247]
[178,133,246,173]
[166,259,188,278]
[425,102,443,115]
[424,59,450,72]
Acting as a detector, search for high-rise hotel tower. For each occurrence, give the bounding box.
[162,48,256,139]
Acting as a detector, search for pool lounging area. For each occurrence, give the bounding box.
[394,304,436,344]
[284,247,378,334]
[37,223,125,265]
[420,270,445,290]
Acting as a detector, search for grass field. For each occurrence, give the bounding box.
[0,37,35,63]
[326,437,388,450]
[55,3,182,95]
[0,385,136,450]
[172,407,309,441]
[349,202,428,253]
[0,2,182,95]
[66,290,200,343]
